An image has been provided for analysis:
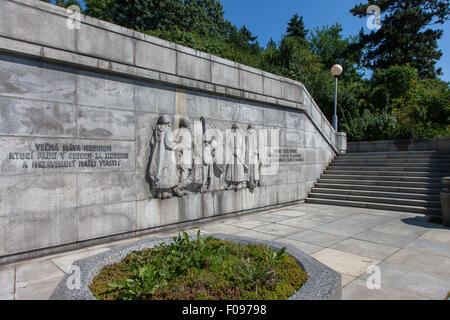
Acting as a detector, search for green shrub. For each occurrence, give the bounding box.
[89,231,307,300]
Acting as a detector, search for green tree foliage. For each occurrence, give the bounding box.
[309,23,362,81]
[85,0,229,37]
[84,0,115,22]
[350,0,450,78]
[286,13,308,40]
[343,65,450,140]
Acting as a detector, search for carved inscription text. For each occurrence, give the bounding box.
[8,143,129,169]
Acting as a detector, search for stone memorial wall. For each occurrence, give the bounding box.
[0,0,344,262]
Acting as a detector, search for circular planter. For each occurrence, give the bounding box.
[49,234,341,300]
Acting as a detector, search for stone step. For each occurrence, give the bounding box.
[327,165,450,173]
[315,183,441,195]
[324,170,446,178]
[321,173,442,183]
[333,158,450,164]
[311,187,442,201]
[338,154,450,160]
[344,151,450,157]
[329,162,450,168]
[308,192,441,208]
[305,198,442,215]
[318,178,444,189]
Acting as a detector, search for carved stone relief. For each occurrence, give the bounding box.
[147,115,263,199]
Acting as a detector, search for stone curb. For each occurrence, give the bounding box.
[49,234,341,300]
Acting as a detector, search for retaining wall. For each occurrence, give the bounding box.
[0,0,341,263]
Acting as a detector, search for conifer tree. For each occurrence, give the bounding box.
[350,0,450,78]
[286,13,308,40]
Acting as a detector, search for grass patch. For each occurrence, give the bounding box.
[89,231,308,300]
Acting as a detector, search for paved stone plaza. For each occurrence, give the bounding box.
[1,203,449,300]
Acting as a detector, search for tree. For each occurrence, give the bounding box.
[350,0,450,78]
[84,0,115,22]
[286,13,308,40]
[85,0,229,37]
[309,23,363,81]
[266,38,277,50]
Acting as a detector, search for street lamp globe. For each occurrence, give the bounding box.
[331,64,343,132]
[331,64,343,77]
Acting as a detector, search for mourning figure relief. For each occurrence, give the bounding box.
[246,124,260,189]
[225,123,247,191]
[148,115,183,199]
[175,117,194,194]
[147,115,261,199]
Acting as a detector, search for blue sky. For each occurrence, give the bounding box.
[77,0,450,82]
[219,0,450,82]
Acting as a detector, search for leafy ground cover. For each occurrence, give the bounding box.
[89,231,308,300]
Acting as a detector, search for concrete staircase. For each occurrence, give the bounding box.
[306,151,450,215]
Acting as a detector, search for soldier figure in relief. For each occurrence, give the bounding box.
[201,136,219,193]
[148,115,183,199]
[191,119,204,192]
[246,124,260,188]
[176,117,193,194]
[225,123,246,191]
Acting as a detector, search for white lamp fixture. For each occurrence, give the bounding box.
[331,64,343,77]
[331,64,343,131]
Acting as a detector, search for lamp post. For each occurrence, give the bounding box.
[331,64,343,131]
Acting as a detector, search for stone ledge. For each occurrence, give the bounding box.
[49,234,341,300]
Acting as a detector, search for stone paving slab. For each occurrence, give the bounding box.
[311,214,392,237]
[276,238,323,255]
[199,224,246,235]
[15,260,64,288]
[0,265,15,300]
[252,223,300,237]
[370,221,429,238]
[1,203,449,300]
[221,218,272,229]
[253,213,293,223]
[277,216,326,229]
[329,238,399,260]
[358,261,450,300]
[232,229,280,241]
[386,248,450,278]
[287,230,346,247]
[303,212,343,223]
[15,277,62,300]
[405,238,450,258]
[342,279,429,300]
[311,248,380,277]
[419,229,450,243]
[351,229,418,248]
[51,248,112,273]
[268,209,308,217]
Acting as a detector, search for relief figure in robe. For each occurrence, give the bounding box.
[175,117,194,195]
[225,123,247,191]
[148,115,183,199]
[245,124,260,189]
